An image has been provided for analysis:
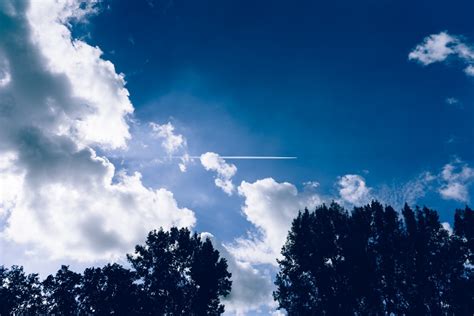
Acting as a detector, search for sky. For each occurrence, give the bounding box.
[0,0,473,314]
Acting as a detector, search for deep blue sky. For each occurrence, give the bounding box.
[77,0,473,234]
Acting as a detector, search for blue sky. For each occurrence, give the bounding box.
[84,0,473,220]
[0,0,473,314]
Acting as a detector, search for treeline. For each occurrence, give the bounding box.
[0,228,231,315]
[1,202,473,315]
[274,202,474,315]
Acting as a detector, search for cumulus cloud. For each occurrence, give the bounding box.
[0,0,195,261]
[227,178,321,265]
[338,174,371,205]
[409,31,474,76]
[200,152,237,195]
[200,233,276,316]
[439,160,474,202]
[28,0,134,149]
[149,122,186,155]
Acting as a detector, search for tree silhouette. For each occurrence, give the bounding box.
[189,238,232,315]
[0,265,44,315]
[452,206,474,314]
[0,228,232,315]
[127,227,232,315]
[274,203,352,314]
[274,201,474,315]
[43,265,82,315]
[79,263,139,315]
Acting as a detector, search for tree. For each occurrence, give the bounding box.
[79,263,139,315]
[274,203,352,315]
[274,201,474,315]
[43,265,82,315]
[189,238,232,315]
[127,227,232,315]
[454,206,474,263]
[452,206,474,314]
[0,265,44,315]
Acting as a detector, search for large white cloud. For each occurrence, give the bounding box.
[228,178,321,265]
[0,0,195,261]
[200,152,237,195]
[27,0,133,149]
[409,31,474,76]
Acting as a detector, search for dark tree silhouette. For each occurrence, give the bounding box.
[127,227,232,315]
[274,201,474,315]
[455,206,474,263]
[79,263,139,315]
[0,228,232,315]
[0,265,44,315]
[452,206,474,314]
[43,265,82,315]
[274,203,352,315]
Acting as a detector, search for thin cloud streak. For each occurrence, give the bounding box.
[184,156,297,160]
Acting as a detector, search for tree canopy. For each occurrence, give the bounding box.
[1,203,472,315]
[0,227,231,315]
[274,202,474,315]
[128,228,232,315]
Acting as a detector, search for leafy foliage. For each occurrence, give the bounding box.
[128,227,232,315]
[0,228,231,315]
[79,263,139,315]
[274,202,474,315]
[0,265,44,315]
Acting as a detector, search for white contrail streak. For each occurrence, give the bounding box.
[171,156,297,160]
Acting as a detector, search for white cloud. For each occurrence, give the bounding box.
[0,55,10,87]
[149,122,186,155]
[0,152,23,216]
[441,222,453,235]
[5,165,195,261]
[178,153,191,172]
[200,152,237,195]
[0,0,195,261]
[27,0,133,149]
[445,97,459,105]
[228,178,321,265]
[200,233,276,316]
[439,183,469,202]
[464,65,474,76]
[409,31,474,76]
[438,160,474,202]
[409,32,457,65]
[376,172,436,209]
[338,174,371,205]
[370,161,474,206]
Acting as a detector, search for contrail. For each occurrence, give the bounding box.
[187,156,297,160]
